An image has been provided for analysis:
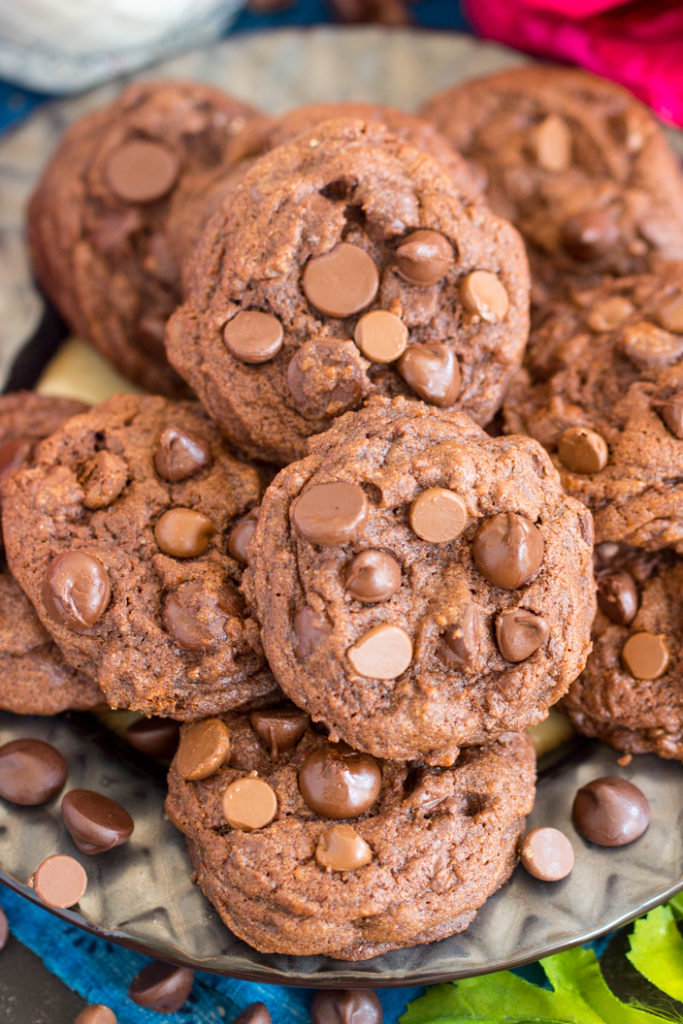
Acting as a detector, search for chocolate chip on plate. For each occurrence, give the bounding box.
[0,738,67,805]
[230,1003,272,1024]
[61,789,134,854]
[519,827,574,881]
[74,1006,117,1024]
[303,243,379,317]
[473,512,544,590]
[315,823,373,871]
[124,718,180,761]
[31,854,87,908]
[311,989,383,1024]
[43,552,111,630]
[572,776,650,846]
[175,719,231,781]
[292,482,368,545]
[0,906,9,951]
[129,961,194,1013]
[298,744,381,819]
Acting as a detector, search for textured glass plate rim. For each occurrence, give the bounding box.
[0,25,682,988]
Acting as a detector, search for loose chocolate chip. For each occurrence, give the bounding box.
[345,550,401,603]
[533,114,572,173]
[586,296,634,333]
[163,579,240,652]
[398,343,461,406]
[315,824,373,871]
[0,906,9,951]
[654,389,683,439]
[286,339,366,420]
[32,854,87,908]
[224,310,284,363]
[0,738,67,805]
[176,719,231,781]
[353,310,408,363]
[81,451,128,509]
[292,482,368,545]
[572,776,650,846]
[409,487,468,543]
[129,961,194,1014]
[654,291,683,334]
[154,426,211,482]
[61,790,134,855]
[557,427,608,475]
[620,321,683,368]
[293,605,331,660]
[43,552,111,631]
[223,776,277,830]
[250,708,309,759]
[347,624,413,680]
[562,209,619,261]
[74,1006,117,1024]
[299,744,382,819]
[124,718,180,761]
[227,508,259,563]
[460,270,509,323]
[0,437,33,477]
[154,508,215,558]
[519,827,574,881]
[442,605,482,670]
[231,1003,271,1024]
[395,230,454,286]
[106,140,179,204]
[496,608,549,662]
[597,571,639,625]
[621,632,670,680]
[473,512,544,590]
[303,243,378,317]
[311,990,383,1024]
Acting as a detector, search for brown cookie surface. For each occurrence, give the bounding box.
[3,394,274,718]
[167,118,529,464]
[28,80,264,395]
[166,706,536,960]
[243,397,595,765]
[563,546,682,761]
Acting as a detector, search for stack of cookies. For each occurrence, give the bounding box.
[0,64,679,961]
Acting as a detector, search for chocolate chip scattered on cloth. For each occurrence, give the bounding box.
[166,706,536,959]
[0,393,104,716]
[503,266,683,552]
[27,81,265,395]
[167,118,530,464]
[420,66,683,308]
[242,396,595,765]
[563,545,682,761]
[2,393,278,718]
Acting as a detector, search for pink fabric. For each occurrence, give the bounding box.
[464,0,683,126]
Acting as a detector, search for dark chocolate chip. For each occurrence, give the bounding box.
[473,512,544,590]
[562,208,619,261]
[397,343,461,407]
[496,608,549,662]
[163,579,241,652]
[395,230,453,286]
[250,708,310,759]
[286,339,366,420]
[227,508,259,563]
[345,550,401,603]
[0,739,67,805]
[311,990,383,1024]
[293,606,331,660]
[154,507,215,558]
[231,1003,271,1024]
[74,1007,117,1024]
[124,718,180,761]
[298,744,381,819]
[61,789,134,855]
[154,426,211,482]
[43,552,111,631]
[572,776,650,846]
[597,571,638,626]
[0,906,9,951]
[128,961,194,1014]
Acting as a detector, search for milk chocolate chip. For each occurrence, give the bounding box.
[294,605,331,659]
[0,906,8,952]
[0,437,32,477]
[519,827,574,881]
[353,310,408,363]
[597,571,638,625]
[224,310,284,363]
[345,550,401,603]
[223,776,277,830]
[473,512,544,590]
[557,427,608,474]
[176,719,231,780]
[496,608,549,662]
[303,243,378,317]
[129,962,194,1014]
[395,230,454,286]
[533,114,572,173]
[572,776,650,846]
[154,426,211,482]
[398,343,461,406]
[460,270,509,322]
[622,632,670,680]
[562,209,619,261]
[292,482,368,545]
[43,552,111,630]
[61,790,134,854]
[442,605,483,671]
[620,321,683,368]
[654,291,683,334]
[0,738,67,805]
[163,579,240,652]
[154,508,215,558]
[31,854,87,908]
[74,1007,117,1024]
[315,824,373,871]
[106,140,179,203]
[250,708,309,759]
[347,624,413,679]
[409,487,467,543]
[227,508,259,563]
[299,745,381,819]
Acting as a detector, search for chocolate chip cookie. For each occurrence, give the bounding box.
[503,266,683,552]
[563,545,682,761]
[166,706,535,959]
[420,67,683,303]
[2,394,276,718]
[167,118,530,464]
[242,397,595,765]
[0,393,103,715]
[28,80,264,395]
